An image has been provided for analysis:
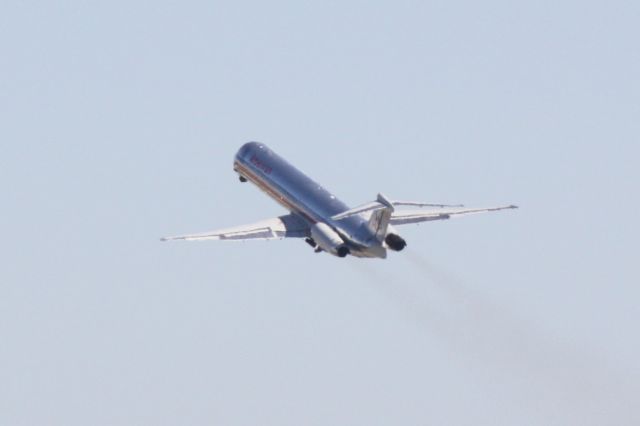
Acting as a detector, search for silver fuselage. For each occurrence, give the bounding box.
[233,142,385,257]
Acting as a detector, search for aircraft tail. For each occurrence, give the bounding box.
[368,193,394,242]
[331,193,463,241]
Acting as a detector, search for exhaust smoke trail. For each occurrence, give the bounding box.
[399,248,640,425]
[344,259,448,337]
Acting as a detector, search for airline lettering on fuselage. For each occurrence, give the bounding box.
[250,155,272,175]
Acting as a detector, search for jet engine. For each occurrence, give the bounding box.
[385,233,407,251]
[310,222,350,257]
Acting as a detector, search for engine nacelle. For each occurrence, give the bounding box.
[310,222,350,257]
[385,233,407,251]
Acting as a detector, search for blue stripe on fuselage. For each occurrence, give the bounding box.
[234,142,372,246]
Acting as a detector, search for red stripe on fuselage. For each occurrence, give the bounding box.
[234,161,318,224]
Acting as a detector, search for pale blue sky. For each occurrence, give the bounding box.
[1,1,639,425]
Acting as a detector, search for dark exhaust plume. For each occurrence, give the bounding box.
[399,248,640,425]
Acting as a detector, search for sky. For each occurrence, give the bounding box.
[1,0,639,425]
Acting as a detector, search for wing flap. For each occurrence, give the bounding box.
[161,213,309,242]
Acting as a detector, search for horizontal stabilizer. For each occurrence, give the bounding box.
[332,193,517,226]
[331,201,388,221]
[332,194,466,221]
[390,205,518,225]
[392,201,464,208]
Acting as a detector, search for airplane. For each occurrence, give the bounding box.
[162,142,517,258]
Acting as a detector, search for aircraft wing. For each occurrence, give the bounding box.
[161,213,309,242]
[389,205,518,225]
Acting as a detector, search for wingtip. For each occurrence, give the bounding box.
[509,204,519,209]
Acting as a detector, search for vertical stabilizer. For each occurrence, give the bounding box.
[368,193,394,241]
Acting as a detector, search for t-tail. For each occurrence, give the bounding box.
[365,194,405,251]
